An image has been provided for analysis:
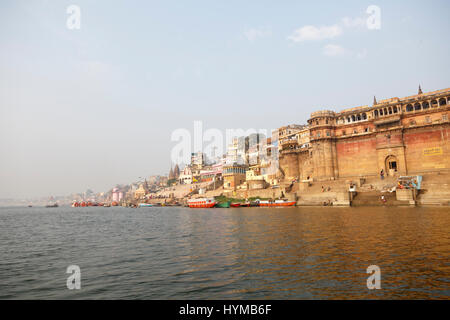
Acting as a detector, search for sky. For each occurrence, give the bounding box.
[0,0,449,199]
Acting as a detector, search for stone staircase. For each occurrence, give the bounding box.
[350,191,410,206]
[416,173,450,206]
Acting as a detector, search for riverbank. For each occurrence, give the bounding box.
[154,172,450,207]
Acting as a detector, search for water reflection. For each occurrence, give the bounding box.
[0,206,448,299]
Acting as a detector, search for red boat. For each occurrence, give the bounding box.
[258,200,296,207]
[230,203,241,207]
[187,198,217,208]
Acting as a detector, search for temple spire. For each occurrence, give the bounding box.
[373,96,377,105]
[418,85,423,95]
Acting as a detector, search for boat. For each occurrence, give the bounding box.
[215,201,231,208]
[187,198,217,208]
[230,203,241,207]
[138,203,154,207]
[45,203,59,208]
[103,203,111,207]
[258,199,296,207]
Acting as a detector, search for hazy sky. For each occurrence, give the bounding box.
[1,0,449,198]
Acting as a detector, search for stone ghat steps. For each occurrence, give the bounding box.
[417,174,450,205]
[293,180,349,193]
[358,176,397,192]
[351,191,409,206]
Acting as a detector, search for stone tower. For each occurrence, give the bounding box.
[308,110,338,181]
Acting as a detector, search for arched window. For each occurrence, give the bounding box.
[374,110,379,117]
[414,103,421,111]
[439,98,447,106]
[406,104,413,112]
[388,108,393,115]
[422,101,429,109]
[384,108,388,115]
[362,113,367,120]
[347,117,351,123]
[357,114,361,121]
[380,109,384,116]
[431,100,438,108]
[351,115,356,122]
[393,106,398,113]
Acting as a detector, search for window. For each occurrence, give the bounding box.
[393,106,398,113]
[443,114,448,121]
[342,130,346,135]
[439,98,447,106]
[406,104,413,112]
[414,103,421,111]
[431,100,438,108]
[423,102,429,109]
[326,131,330,136]
[353,129,357,134]
[364,127,369,132]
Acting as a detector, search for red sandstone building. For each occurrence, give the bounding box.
[279,87,450,181]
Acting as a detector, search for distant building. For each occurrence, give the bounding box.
[191,152,205,169]
[179,166,193,184]
[223,164,247,190]
[134,183,149,200]
[112,187,124,203]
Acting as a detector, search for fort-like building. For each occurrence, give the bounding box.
[279,87,450,181]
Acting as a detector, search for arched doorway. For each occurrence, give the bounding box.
[385,155,398,176]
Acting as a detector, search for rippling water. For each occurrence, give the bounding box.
[0,206,449,299]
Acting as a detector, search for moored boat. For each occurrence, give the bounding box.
[215,201,231,208]
[45,203,59,208]
[187,198,217,208]
[138,203,154,207]
[230,203,241,207]
[259,199,296,207]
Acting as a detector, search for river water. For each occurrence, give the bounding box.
[0,206,449,299]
